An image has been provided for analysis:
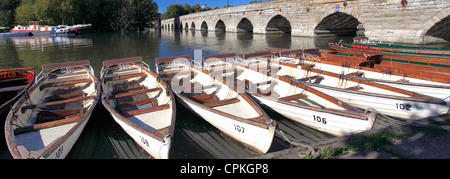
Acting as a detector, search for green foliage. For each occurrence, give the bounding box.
[164,4,184,19]
[8,0,158,32]
[0,0,21,27]
[192,4,202,13]
[347,128,408,151]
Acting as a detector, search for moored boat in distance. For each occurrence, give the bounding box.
[51,25,76,36]
[5,60,99,159]
[155,55,276,154]
[203,53,377,137]
[100,57,176,159]
[0,67,35,115]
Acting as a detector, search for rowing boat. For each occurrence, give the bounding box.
[342,37,450,57]
[5,60,99,159]
[329,43,450,68]
[0,67,35,115]
[265,48,450,100]
[266,56,450,120]
[204,53,377,137]
[100,57,176,159]
[155,55,276,154]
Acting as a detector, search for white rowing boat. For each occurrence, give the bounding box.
[155,55,276,154]
[267,48,450,99]
[100,57,176,159]
[5,60,99,159]
[261,53,450,120]
[203,53,377,137]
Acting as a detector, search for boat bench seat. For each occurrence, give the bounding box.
[118,97,158,108]
[278,93,308,102]
[21,96,93,112]
[113,87,162,99]
[40,78,92,90]
[14,115,81,135]
[187,93,218,103]
[120,103,170,118]
[104,72,147,82]
[203,98,240,108]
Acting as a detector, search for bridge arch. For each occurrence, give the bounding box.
[190,22,196,29]
[185,22,189,29]
[265,15,291,33]
[201,21,208,30]
[215,19,226,31]
[314,12,361,36]
[237,18,253,32]
[422,8,450,43]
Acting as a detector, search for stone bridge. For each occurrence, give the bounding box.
[160,0,449,44]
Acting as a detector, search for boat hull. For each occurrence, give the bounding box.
[309,84,450,120]
[104,106,171,159]
[177,94,275,154]
[253,95,375,137]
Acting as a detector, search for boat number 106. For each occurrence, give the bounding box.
[313,115,327,124]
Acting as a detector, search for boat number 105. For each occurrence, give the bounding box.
[313,115,327,124]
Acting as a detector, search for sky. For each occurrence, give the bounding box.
[154,0,258,13]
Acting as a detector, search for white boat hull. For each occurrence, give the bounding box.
[108,111,171,159]
[253,95,375,137]
[310,85,450,120]
[178,95,275,154]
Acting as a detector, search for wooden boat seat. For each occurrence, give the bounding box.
[37,105,83,123]
[14,115,81,135]
[120,104,170,118]
[40,78,92,90]
[186,93,219,103]
[278,93,308,102]
[113,87,162,99]
[112,80,140,91]
[45,91,85,102]
[203,98,240,108]
[104,72,147,82]
[21,96,93,112]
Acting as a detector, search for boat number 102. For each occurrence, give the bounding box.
[396,103,411,111]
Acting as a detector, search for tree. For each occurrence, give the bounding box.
[192,4,202,13]
[203,6,212,11]
[164,4,184,19]
[0,0,20,27]
[183,3,192,14]
[213,6,220,10]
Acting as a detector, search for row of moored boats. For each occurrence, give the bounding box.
[1,41,449,159]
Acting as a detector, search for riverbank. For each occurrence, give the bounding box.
[254,113,450,159]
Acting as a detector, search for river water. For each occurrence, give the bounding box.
[0,30,445,159]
